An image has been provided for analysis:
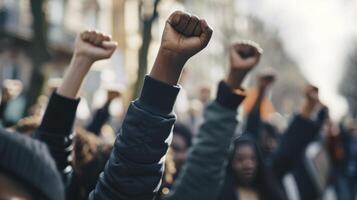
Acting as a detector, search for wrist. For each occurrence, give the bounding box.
[57,55,93,99]
[149,48,188,85]
[225,70,248,90]
[72,54,95,68]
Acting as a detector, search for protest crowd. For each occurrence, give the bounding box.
[0,10,356,200]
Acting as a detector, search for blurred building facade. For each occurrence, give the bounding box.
[181,0,305,116]
[0,0,306,117]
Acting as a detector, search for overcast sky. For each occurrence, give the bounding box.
[235,0,357,119]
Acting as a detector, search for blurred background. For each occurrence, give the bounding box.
[0,0,356,121]
[1,1,357,199]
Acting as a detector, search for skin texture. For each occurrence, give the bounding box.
[57,31,117,99]
[226,41,262,90]
[149,11,213,85]
[0,30,117,200]
[231,144,258,185]
[0,172,33,200]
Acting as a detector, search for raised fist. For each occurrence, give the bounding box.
[301,84,326,119]
[230,40,262,72]
[304,85,319,103]
[258,68,276,90]
[74,30,117,63]
[226,41,263,89]
[160,11,213,61]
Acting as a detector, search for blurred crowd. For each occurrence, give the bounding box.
[0,10,356,200]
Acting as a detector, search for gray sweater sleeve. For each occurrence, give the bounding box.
[164,81,245,200]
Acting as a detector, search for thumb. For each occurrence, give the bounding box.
[199,19,213,48]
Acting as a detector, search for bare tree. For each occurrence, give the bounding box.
[25,0,50,114]
[133,0,160,99]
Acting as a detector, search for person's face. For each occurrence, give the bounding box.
[231,144,258,185]
[0,172,32,200]
[259,131,278,154]
[199,87,211,103]
[171,134,188,172]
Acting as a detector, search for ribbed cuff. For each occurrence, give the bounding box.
[39,92,80,135]
[137,76,180,115]
[215,81,246,110]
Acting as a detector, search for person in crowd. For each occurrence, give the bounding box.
[245,69,276,140]
[334,116,357,200]
[161,40,262,200]
[68,128,113,200]
[35,10,213,200]
[241,69,280,160]
[0,79,25,127]
[218,83,328,200]
[160,123,193,196]
[199,84,212,106]
[170,123,193,177]
[0,30,112,200]
[0,128,64,200]
[289,85,329,200]
[257,122,280,159]
[89,10,213,200]
[86,89,122,135]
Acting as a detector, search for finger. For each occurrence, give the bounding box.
[193,22,202,36]
[90,48,113,59]
[175,12,191,34]
[93,32,105,46]
[235,42,262,59]
[102,41,118,50]
[80,31,90,41]
[199,19,213,48]
[88,31,97,44]
[183,15,199,36]
[101,34,111,41]
[167,11,182,27]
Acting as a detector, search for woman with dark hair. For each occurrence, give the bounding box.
[219,136,284,200]
[218,85,328,200]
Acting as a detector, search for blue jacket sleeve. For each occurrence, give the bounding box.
[89,76,180,200]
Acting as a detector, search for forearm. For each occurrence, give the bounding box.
[245,88,265,137]
[57,55,93,98]
[149,49,187,86]
[164,81,245,200]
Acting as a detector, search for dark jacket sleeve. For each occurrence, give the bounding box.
[86,102,111,135]
[163,81,245,200]
[0,98,7,121]
[271,115,319,180]
[34,92,80,183]
[89,76,180,200]
[245,91,263,139]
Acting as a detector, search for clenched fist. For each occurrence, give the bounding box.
[74,30,117,64]
[57,30,117,99]
[150,11,213,85]
[161,11,213,61]
[226,41,263,89]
